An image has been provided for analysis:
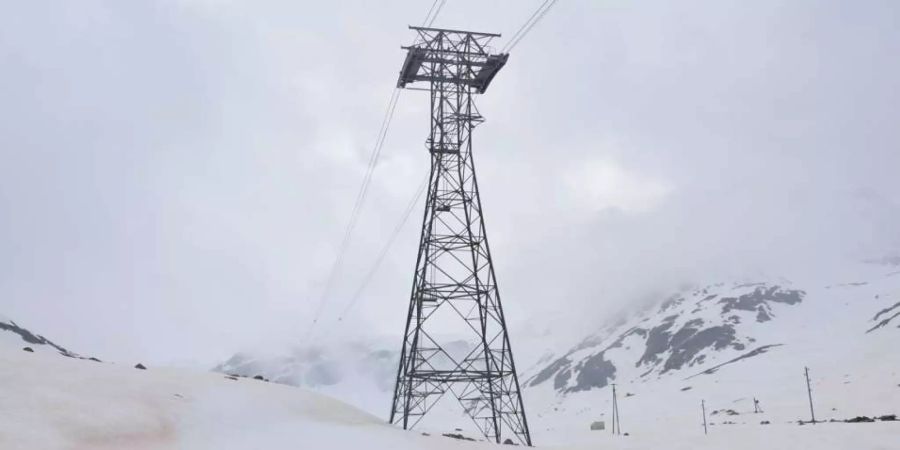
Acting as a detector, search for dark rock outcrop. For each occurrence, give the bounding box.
[662,325,743,373]
[718,286,804,323]
[0,320,76,357]
[867,301,900,333]
[528,357,571,387]
[2,317,103,361]
[636,315,678,367]
[845,416,875,423]
[568,352,616,392]
[442,433,476,441]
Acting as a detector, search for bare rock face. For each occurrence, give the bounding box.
[569,352,617,392]
[867,301,900,332]
[2,316,100,361]
[1,319,78,357]
[845,416,875,423]
[442,432,476,441]
[134,363,147,370]
[718,286,803,323]
[525,283,806,394]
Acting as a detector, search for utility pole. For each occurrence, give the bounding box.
[701,400,708,435]
[615,388,622,436]
[611,383,621,436]
[610,384,615,435]
[804,367,816,424]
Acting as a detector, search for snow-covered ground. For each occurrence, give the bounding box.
[0,341,498,450]
[2,336,898,449]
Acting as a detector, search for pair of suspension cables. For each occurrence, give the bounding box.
[304,0,561,341]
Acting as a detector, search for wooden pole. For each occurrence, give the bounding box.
[805,367,816,424]
[610,384,614,435]
[701,399,708,435]
[611,383,619,435]
[614,386,621,435]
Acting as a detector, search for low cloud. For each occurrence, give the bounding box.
[564,157,672,214]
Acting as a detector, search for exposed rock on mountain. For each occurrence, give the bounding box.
[527,284,806,393]
[0,316,80,358]
[867,301,900,332]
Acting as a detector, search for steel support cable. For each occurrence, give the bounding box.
[307,1,452,340]
[305,88,401,339]
[501,0,560,53]
[336,174,429,321]
[422,0,441,25]
[424,0,448,27]
[502,0,551,52]
[305,0,449,342]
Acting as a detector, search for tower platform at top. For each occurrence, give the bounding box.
[397,26,509,94]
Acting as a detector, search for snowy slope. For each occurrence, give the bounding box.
[521,262,900,444]
[2,337,899,449]
[0,339,503,450]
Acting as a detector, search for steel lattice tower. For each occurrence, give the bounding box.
[389,26,532,446]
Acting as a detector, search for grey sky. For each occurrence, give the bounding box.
[1,0,898,365]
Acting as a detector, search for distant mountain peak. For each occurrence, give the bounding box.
[526,282,807,393]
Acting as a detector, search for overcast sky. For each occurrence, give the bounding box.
[1,0,898,365]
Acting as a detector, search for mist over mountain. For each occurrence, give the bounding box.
[3,0,899,366]
[2,0,900,448]
[209,257,900,443]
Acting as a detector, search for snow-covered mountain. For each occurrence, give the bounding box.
[521,261,900,444]
[525,283,807,394]
[212,261,900,444]
[525,265,900,391]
